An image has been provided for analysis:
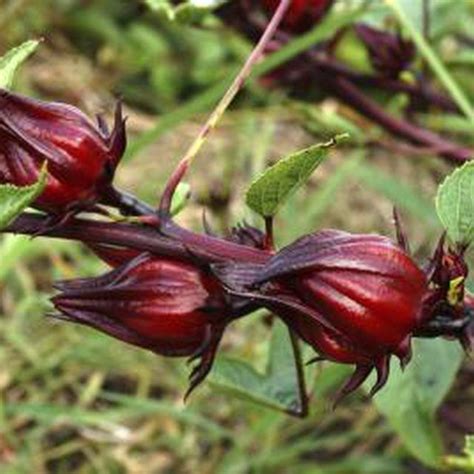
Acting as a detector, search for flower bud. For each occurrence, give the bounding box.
[262,0,334,33]
[52,252,237,395]
[0,89,126,217]
[354,24,415,79]
[420,236,472,348]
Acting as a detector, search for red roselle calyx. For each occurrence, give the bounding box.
[262,0,335,33]
[354,24,415,79]
[214,230,428,399]
[52,247,252,396]
[0,89,126,218]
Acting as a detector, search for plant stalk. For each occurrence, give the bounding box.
[159,0,292,215]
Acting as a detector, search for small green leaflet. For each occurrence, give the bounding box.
[245,135,347,218]
[0,165,47,229]
[170,182,191,216]
[435,160,474,246]
[209,319,307,417]
[0,40,40,89]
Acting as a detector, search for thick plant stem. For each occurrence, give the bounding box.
[218,3,470,162]
[276,34,472,161]
[300,52,459,113]
[324,74,473,163]
[159,0,292,215]
[8,213,188,258]
[6,213,271,264]
[270,26,459,114]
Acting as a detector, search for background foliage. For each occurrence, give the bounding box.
[1,0,474,472]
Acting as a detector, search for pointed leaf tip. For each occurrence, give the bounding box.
[0,39,40,89]
[245,135,346,218]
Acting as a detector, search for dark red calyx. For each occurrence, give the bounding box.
[306,322,394,403]
[0,89,126,217]
[220,229,427,398]
[422,236,468,318]
[261,0,334,33]
[51,252,242,395]
[354,24,415,79]
[258,230,426,353]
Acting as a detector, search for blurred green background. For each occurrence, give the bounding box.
[1,0,474,472]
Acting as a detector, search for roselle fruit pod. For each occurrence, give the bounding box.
[354,24,415,79]
[0,89,126,217]
[52,252,240,396]
[262,0,335,33]
[215,229,428,399]
[255,230,427,354]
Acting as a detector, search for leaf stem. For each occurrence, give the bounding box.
[288,329,309,418]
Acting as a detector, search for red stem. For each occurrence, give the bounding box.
[325,74,472,163]
[5,213,271,264]
[159,0,292,217]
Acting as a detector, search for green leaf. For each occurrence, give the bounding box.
[435,161,474,246]
[245,135,346,218]
[0,40,40,89]
[209,319,307,417]
[0,165,47,229]
[373,339,463,468]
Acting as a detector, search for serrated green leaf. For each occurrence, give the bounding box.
[245,135,346,218]
[209,319,306,417]
[0,40,40,89]
[0,165,47,229]
[435,161,474,246]
[372,339,463,468]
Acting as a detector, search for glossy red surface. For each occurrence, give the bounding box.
[0,89,125,214]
